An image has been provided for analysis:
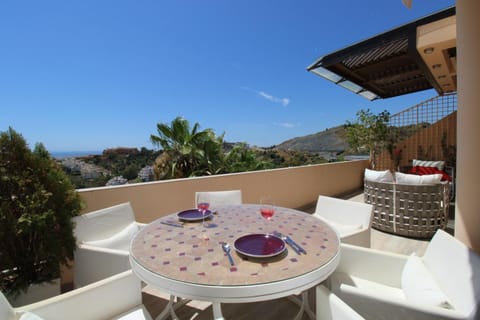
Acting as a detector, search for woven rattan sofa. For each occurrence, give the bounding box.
[364,176,450,239]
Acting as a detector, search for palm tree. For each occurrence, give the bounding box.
[150,117,225,179]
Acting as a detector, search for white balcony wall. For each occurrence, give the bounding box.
[78,160,369,223]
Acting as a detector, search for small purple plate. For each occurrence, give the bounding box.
[234,234,286,258]
[177,209,213,221]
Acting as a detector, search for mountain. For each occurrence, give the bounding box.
[276,125,348,153]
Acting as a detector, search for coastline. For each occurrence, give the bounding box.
[51,151,102,159]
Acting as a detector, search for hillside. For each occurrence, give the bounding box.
[276,126,348,153]
[60,127,352,189]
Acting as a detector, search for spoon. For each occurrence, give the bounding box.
[222,243,235,266]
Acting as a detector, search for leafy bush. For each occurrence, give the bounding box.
[0,128,83,296]
[345,109,390,168]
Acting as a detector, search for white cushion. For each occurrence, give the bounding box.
[395,172,442,185]
[412,159,445,171]
[85,222,140,251]
[364,169,394,183]
[19,312,45,320]
[401,253,452,309]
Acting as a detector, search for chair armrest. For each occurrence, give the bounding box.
[336,286,465,320]
[17,271,144,320]
[73,245,130,288]
[335,244,408,287]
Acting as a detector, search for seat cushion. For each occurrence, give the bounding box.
[84,222,140,251]
[412,159,445,171]
[401,253,453,309]
[395,172,442,185]
[407,166,452,181]
[364,169,394,183]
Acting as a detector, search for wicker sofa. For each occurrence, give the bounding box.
[364,172,450,239]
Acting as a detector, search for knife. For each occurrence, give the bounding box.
[160,221,184,228]
[273,231,301,255]
[286,235,307,254]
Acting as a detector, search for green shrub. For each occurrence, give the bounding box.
[0,128,83,296]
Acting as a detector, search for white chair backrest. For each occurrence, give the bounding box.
[0,293,14,320]
[73,202,136,243]
[423,229,480,317]
[314,196,373,227]
[195,190,243,208]
[24,271,143,320]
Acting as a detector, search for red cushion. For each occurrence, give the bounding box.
[407,166,452,181]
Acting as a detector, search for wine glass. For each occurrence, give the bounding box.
[197,201,210,227]
[259,196,275,233]
[196,193,216,229]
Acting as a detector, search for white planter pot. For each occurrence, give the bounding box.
[7,278,61,307]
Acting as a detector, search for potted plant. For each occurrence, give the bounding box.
[0,128,83,306]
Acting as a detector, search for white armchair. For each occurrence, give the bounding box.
[313,196,373,247]
[327,230,480,320]
[195,190,243,208]
[73,202,145,288]
[316,285,364,320]
[1,270,152,320]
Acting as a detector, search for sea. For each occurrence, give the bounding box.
[50,151,102,159]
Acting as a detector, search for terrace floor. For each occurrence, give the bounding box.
[142,191,432,319]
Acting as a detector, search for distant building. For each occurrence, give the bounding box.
[138,166,154,182]
[103,147,139,155]
[344,155,370,161]
[106,176,128,186]
[60,157,109,179]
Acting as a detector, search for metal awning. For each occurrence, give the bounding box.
[307,6,456,100]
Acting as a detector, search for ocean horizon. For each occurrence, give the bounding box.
[51,150,102,159]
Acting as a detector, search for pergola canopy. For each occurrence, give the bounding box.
[307,6,456,100]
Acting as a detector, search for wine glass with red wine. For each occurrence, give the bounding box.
[259,196,275,233]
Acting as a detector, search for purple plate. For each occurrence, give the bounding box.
[177,209,213,221]
[234,234,286,258]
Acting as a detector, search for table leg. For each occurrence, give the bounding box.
[212,302,225,320]
[155,295,190,320]
[289,291,315,320]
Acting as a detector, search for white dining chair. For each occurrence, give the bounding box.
[327,230,480,320]
[313,196,373,247]
[73,202,145,288]
[1,270,152,320]
[316,285,364,320]
[195,190,243,208]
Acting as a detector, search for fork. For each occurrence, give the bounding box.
[222,243,235,266]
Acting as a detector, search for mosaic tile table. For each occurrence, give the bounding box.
[130,204,340,320]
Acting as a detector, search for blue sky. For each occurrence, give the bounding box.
[0,0,455,152]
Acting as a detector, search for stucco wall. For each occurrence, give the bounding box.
[78,160,369,223]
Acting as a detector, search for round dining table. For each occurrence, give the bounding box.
[129,204,340,320]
